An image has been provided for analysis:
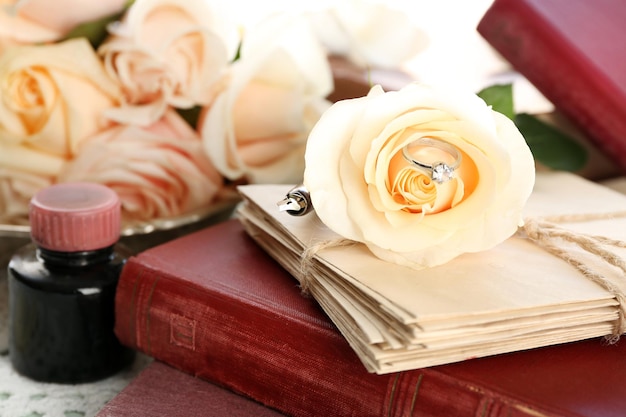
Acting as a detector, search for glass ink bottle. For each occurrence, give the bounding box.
[8,182,135,383]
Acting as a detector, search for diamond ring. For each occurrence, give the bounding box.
[402,137,462,183]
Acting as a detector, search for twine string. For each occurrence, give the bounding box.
[299,238,355,294]
[522,215,626,341]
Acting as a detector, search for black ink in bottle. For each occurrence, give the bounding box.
[8,182,135,383]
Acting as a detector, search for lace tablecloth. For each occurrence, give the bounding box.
[0,350,150,417]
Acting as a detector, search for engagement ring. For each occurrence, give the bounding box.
[402,137,461,183]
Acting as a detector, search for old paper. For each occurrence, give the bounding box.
[237,172,626,373]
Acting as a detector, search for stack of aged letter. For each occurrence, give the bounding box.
[237,172,626,374]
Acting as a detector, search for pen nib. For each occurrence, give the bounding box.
[277,197,304,213]
[276,185,313,216]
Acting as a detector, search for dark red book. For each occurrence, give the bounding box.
[96,361,286,417]
[114,219,626,417]
[477,0,626,172]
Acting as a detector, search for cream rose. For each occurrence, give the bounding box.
[0,0,127,53]
[199,13,333,184]
[307,0,428,69]
[58,110,224,224]
[303,83,536,269]
[99,0,239,126]
[0,38,121,157]
[0,144,65,224]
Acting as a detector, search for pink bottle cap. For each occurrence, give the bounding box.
[29,182,121,252]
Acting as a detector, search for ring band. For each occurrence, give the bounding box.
[402,137,461,183]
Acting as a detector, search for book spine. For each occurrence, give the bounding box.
[115,257,559,417]
[477,0,626,171]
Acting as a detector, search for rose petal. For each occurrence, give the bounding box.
[18,0,127,35]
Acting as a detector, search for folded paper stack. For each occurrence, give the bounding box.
[237,172,626,374]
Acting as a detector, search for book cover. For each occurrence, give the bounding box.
[115,217,626,417]
[96,361,287,417]
[236,172,626,374]
[477,0,626,172]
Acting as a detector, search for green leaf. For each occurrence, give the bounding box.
[63,16,118,49]
[477,83,515,120]
[514,113,588,171]
[232,41,242,62]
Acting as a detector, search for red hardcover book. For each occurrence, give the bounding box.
[96,360,286,417]
[114,219,626,417]
[477,0,626,172]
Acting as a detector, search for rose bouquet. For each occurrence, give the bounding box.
[0,0,424,232]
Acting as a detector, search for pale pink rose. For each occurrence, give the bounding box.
[0,0,127,53]
[0,38,121,157]
[200,14,333,184]
[58,110,224,224]
[99,0,239,126]
[0,143,66,224]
